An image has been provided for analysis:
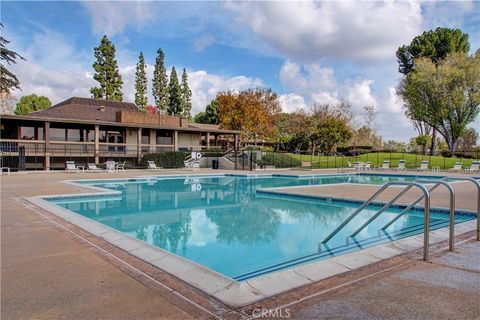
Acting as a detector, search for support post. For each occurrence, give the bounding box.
[44,122,50,170]
[137,128,142,164]
[174,130,179,151]
[94,125,100,164]
[206,132,210,148]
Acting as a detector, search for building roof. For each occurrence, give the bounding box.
[2,97,240,134]
[31,97,138,122]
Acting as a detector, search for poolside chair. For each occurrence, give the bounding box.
[363,162,371,171]
[449,162,463,172]
[396,160,406,171]
[87,163,103,172]
[375,160,390,171]
[115,161,126,171]
[105,160,116,173]
[147,160,163,170]
[417,160,429,172]
[65,161,83,173]
[464,161,480,173]
[353,162,363,171]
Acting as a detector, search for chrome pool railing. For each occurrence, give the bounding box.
[441,176,480,241]
[320,181,432,261]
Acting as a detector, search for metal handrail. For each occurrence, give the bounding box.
[321,181,432,261]
[350,185,415,237]
[442,176,480,241]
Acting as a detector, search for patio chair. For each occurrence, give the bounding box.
[65,161,83,173]
[353,162,363,171]
[105,160,116,173]
[417,160,429,172]
[147,160,163,170]
[395,160,406,171]
[363,162,371,170]
[87,163,103,172]
[449,162,463,172]
[115,161,126,171]
[464,161,480,173]
[375,160,390,171]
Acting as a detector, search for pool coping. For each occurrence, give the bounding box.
[24,173,478,307]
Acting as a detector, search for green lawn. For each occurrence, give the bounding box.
[290,152,479,170]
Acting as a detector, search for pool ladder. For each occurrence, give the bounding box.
[319,177,480,261]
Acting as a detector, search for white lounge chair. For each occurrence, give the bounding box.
[464,161,480,173]
[364,162,371,170]
[105,160,116,173]
[147,160,163,170]
[115,161,126,171]
[396,160,406,171]
[353,162,363,171]
[87,163,102,172]
[449,162,463,172]
[65,161,83,173]
[375,160,390,171]
[417,160,429,172]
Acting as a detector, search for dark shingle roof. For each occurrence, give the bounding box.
[31,97,138,122]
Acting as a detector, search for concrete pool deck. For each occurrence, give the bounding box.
[1,169,479,319]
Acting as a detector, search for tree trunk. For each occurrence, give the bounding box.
[449,138,457,152]
[429,128,436,156]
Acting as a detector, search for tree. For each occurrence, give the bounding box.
[167,67,182,116]
[152,48,169,112]
[397,27,470,75]
[90,35,123,101]
[217,88,281,141]
[0,91,16,114]
[1,23,25,94]
[415,134,430,155]
[311,116,352,153]
[194,99,219,124]
[14,94,51,115]
[134,52,148,109]
[399,52,480,151]
[273,110,311,152]
[457,128,478,151]
[180,68,192,118]
[350,105,382,148]
[397,27,470,153]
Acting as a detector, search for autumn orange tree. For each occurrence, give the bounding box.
[217,88,281,141]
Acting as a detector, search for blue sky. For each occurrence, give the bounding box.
[2,1,479,141]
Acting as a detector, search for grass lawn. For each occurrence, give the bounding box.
[290,152,479,170]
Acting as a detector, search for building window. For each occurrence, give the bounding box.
[49,128,66,141]
[156,130,172,145]
[141,129,150,144]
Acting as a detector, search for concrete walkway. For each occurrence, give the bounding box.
[1,170,479,319]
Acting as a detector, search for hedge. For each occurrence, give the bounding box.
[141,152,187,168]
[255,152,301,168]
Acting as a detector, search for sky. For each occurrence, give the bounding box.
[2,0,479,142]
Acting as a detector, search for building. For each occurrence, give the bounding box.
[0,97,240,170]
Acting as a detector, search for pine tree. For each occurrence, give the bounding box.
[90,35,123,101]
[152,48,169,112]
[1,23,25,94]
[134,52,148,109]
[167,66,182,116]
[180,68,192,118]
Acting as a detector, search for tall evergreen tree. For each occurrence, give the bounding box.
[167,66,182,116]
[1,23,25,94]
[134,52,148,109]
[90,35,123,101]
[180,68,192,118]
[152,48,169,112]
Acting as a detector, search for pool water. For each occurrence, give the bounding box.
[50,174,474,280]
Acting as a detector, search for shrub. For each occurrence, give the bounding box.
[255,152,301,168]
[441,150,453,158]
[141,152,187,168]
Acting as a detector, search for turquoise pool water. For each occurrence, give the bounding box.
[50,174,474,280]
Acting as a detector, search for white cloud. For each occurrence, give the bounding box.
[187,70,263,113]
[82,1,154,36]
[278,93,306,113]
[345,79,377,111]
[193,34,215,52]
[225,1,423,62]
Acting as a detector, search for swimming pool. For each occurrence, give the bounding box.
[49,174,475,280]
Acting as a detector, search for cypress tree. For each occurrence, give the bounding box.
[152,48,169,112]
[167,66,182,116]
[181,68,192,118]
[134,52,148,109]
[90,35,123,101]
